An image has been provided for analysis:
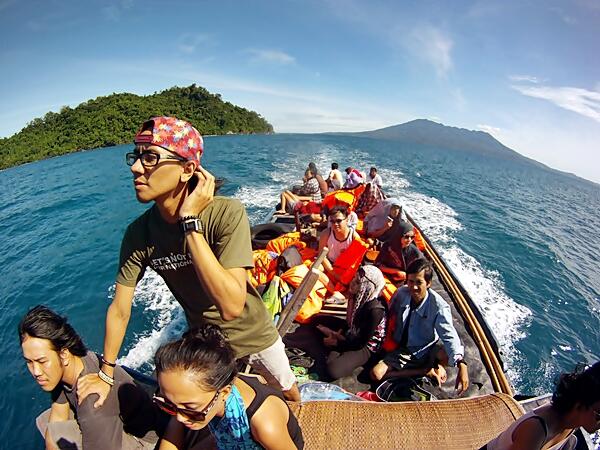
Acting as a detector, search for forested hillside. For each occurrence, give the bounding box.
[0,85,273,169]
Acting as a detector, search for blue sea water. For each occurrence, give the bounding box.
[1,133,599,448]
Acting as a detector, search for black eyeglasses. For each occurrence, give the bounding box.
[152,389,222,422]
[402,234,415,240]
[126,151,187,168]
[330,218,346,224]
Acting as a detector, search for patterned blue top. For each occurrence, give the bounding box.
[208,385,263,450]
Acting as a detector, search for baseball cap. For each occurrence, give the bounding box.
[134,116,204,165]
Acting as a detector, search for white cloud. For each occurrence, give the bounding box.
[102,0,133,22]
[477,124,501,135]
[246,49,296,65]
[509,75,543,84]
[512,84,600,123]
[405,25,453,77]
[177,34,212,54]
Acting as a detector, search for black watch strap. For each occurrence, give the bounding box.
[456,358,467,367]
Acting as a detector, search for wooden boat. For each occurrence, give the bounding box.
[247,205,595,449]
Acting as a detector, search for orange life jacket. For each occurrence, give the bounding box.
[280,263,328,323]
[265,232,307,254]
[248,249,278,288]
[331,238,368,288]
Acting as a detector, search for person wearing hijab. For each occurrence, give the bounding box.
[363,198,403,243]
[316,265,387,380]
[375,221,424,285]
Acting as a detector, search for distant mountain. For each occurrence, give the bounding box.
[0,85,273,170]
[330,119,526,159]
[328,119,594,185]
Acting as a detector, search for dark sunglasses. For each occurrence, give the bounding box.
[402,233,415,240]
[152,389,221,422]
[330,218,346,224]
[126,151,187,168]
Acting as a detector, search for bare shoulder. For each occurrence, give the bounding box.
[250,395,293,448]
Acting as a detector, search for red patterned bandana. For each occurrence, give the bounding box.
[134,116,204,164]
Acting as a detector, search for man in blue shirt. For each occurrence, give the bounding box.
[371,258,470,395]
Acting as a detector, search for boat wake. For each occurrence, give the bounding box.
[114,270,186,372]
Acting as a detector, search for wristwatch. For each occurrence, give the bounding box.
[179,216,204,234]
[456,358,468,368]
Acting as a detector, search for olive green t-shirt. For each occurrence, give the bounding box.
[116,197,278,358]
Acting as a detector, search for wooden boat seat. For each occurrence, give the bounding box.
[287,393,524,449]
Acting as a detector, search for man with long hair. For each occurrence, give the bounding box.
[20,305,163,449]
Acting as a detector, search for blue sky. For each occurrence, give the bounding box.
[1,0,599,182]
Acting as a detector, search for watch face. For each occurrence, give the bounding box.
[181,219,202,233]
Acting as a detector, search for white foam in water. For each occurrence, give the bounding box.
[115,270,187,370]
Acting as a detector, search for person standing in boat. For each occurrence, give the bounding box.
[481,362,600,450]
[375,221,424,285]
[371,258,469,395]
[20,305,164,449]
[77,116,300,406]
[154,324,304,450]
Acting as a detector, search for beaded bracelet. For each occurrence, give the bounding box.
[98,369,115,387]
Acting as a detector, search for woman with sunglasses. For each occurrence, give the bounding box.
[316,265,387,380]
[481,362,600,450]
[154,324,304,450]
[375,221,424,286]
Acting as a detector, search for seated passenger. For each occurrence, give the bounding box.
[318,205,361,282]
[355,182,385,219]
[154,324,304,450]
[375,221,424,284]
[368,167,383,188]
[371,258,469,395]
[20,305,164,450]
[326,162,343,191]
[343,167,364,189]
[363,197,402,242]
[308,162,328,198]
[481,362,600,450]
[276,168,321,215]
[316,266,387,380]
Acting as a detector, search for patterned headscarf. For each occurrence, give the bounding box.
[134,116,204,165]
[347,265,386,329]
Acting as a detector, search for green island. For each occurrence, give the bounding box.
[0,85,273,170]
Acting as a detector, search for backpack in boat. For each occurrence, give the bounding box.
[277,246,303,275]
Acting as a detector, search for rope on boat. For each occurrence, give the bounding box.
[406,213,513,396]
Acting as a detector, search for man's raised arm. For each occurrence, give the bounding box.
[76,283,135,407]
